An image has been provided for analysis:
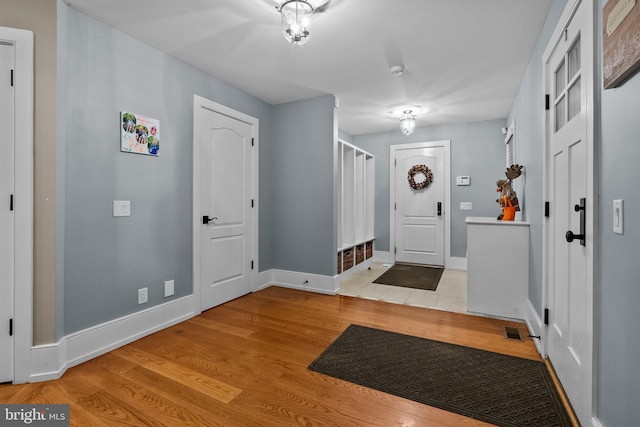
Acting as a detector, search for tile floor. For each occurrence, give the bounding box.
[338,262,468,313]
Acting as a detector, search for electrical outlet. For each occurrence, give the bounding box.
[113,200,131,217]
[164,280,175,297]
[138,287,148,304]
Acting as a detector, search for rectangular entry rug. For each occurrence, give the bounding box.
[373,263,444,291]
[308,325,572,427]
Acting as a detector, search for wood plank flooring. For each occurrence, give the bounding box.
[1,286,558,426]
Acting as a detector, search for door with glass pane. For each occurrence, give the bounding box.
[544,0,595,423]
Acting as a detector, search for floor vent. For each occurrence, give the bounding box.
[503,326,524,341]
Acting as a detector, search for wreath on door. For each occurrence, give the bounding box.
[407,164,433,190]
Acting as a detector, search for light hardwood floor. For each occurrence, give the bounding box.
[1,286,555,426]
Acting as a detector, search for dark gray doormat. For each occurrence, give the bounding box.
[308,325,572,427]
[373,263,444,291]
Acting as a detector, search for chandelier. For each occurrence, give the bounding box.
[400,110,416,136]
[277,0,315,46]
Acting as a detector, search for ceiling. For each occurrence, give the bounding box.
[63,0,553,135]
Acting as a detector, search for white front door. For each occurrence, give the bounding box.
[197,104,255,312]
[0,41,15,383]
[394,146,445,266]
[543,0,595,423]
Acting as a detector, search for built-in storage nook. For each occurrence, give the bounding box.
[337,140,375,274]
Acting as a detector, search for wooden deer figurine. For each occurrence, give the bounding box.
[496,164,523,220]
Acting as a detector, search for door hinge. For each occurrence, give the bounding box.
[545,94,550,110]
[251,199,254,208]
[10,69,14,87]
[251,260,254,270]
[544,308,549,325]
[251,137,254,147]
[10,194,14,211]
[394,247,397,254]
[544,201,550,217]
[9,319,13,336]
[394,203,396,211]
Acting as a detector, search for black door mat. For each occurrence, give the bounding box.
[309,324,572,427]
[373,263,444,291]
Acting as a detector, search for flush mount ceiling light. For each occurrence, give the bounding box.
[400,110,416,136]
[277,0,315,46]
[390,65,405,77]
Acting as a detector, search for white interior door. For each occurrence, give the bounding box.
[394,146,445,266]
[198,107,254,312]
[0,41,15,383]
[544,1,595,423]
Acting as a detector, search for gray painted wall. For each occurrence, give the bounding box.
[352,119,506,258]
[507,0,567,314]
[596,0,640,424]
[338,128,353,143]
[271,96,337,276]
[58,4,273,334]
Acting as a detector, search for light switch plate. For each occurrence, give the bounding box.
[456,176,470,186]
[113,200,131,217]
[460,202,473,211]
[613,199,623,235]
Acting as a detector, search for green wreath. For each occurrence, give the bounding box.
[407,164,433,190]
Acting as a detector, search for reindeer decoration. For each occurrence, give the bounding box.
[496,164,523,220]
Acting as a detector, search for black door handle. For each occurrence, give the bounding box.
[565,198,586,246]
[437,202,442,216]
[565,230,585,243]
[202,216,217,225]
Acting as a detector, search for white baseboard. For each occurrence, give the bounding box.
[374,252,466,271]
[374,250,391,264]
[29,295,196,382]
[261,269,338,295]
[336,257,376,282]
[524,299,544,357]
[447,256,467,271]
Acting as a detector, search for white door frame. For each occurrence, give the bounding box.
[0,26,34,384]
[541,0,597,423]
[192,95,259,314]
[389,141,451,267]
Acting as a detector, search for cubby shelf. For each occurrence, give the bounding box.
[337,140,375,274]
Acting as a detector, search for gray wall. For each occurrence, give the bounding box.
[338,128,353,143]
[58,4,273,335]
[507,0,567,314]
[271,96,337,276]
[596,0,640,424]
[353,119,506,258]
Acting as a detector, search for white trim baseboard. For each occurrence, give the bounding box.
[525,299,544,357]
[374,250,391,264]
[336,257,376,282]
[29,296,195,382]
[260,269,338,295]
[447,256,467,271]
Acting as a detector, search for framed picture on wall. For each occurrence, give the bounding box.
[121,112,160,156]
[603,0,640,88]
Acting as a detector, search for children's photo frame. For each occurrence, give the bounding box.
[121,112,160,156]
